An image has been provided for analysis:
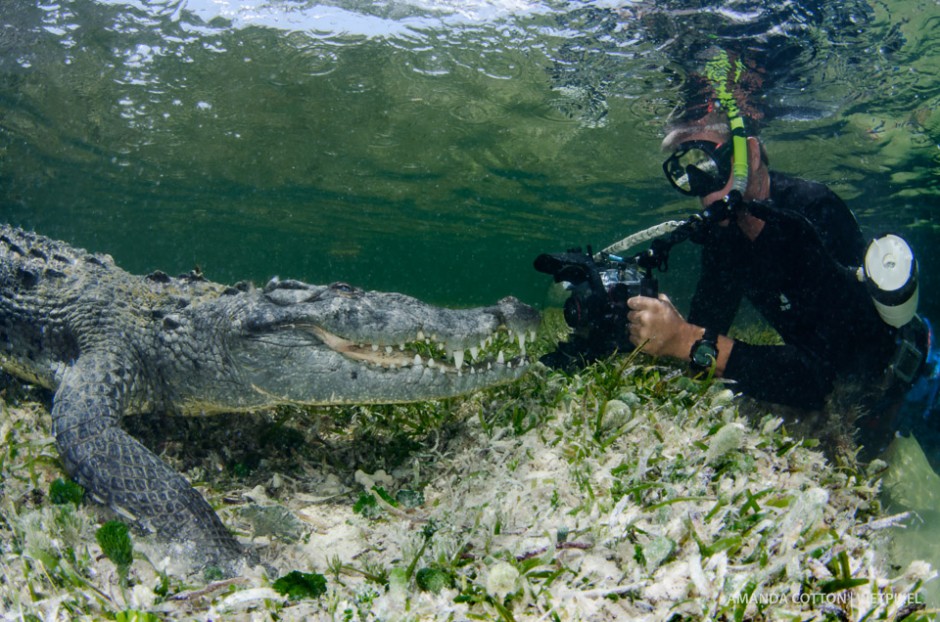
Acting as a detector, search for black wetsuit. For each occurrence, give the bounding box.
[687,172,897,410]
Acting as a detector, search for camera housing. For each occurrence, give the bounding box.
[534,247,657,367]
[532,197,741,369]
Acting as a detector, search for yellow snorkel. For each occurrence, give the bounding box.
[704,50,749,194]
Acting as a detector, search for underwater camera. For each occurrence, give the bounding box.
[534,246,658,368]
[531,194,738,369]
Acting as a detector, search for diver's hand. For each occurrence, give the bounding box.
[626,294,698,359]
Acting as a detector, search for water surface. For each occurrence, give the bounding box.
[2,0,937,310]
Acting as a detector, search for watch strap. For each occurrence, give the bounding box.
[701,327,719,344]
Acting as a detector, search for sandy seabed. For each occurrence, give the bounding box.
[0,364,935,621]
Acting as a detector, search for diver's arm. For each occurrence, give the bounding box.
[626,295,831,410]
[626,294,733,375]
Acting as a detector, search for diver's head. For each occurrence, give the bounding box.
[661,107,769,208]
[662,49,770,207]
[661,107,736,203]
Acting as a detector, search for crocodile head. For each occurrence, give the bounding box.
[213,278,540,407]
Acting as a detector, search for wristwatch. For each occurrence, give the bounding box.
[689,328,719,373]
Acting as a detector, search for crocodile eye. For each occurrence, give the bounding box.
[330,282,358,295]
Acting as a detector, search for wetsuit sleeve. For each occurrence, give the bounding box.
[723,342,833,410]
[687,197,838,411]
[691,243,833,410]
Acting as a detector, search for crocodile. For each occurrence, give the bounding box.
[0,225,539,571]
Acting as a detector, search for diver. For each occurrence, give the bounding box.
[625,68,933,458]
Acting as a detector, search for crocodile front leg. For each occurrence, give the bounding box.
[50,354,244,571]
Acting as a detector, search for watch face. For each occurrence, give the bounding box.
[691,341,718,368]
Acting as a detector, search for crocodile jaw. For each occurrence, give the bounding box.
[218,284,540,406]
[231,323,532,406]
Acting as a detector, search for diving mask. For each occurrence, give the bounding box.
[663,140,733,197]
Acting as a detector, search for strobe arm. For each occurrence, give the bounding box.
[630,191,742,275]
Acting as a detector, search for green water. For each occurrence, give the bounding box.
[2,0,937,309]
[2,0,940,602]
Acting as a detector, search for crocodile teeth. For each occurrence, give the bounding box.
[470,346,480,361]
[372,344,379,352]
[413,354,423,367]
[428,358,436,368]
[452,350,465,370]
[517,332,527,356]
[497,351,505,365]
[385,346,393,354]
[417,330,425,341]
